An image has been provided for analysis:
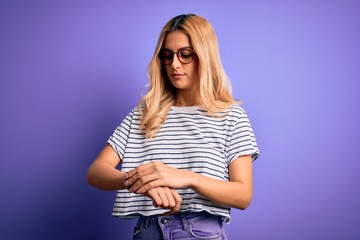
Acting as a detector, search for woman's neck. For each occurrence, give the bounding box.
[174,91,200,107]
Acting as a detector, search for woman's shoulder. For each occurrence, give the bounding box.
[120,106,142,121]
[225,103,247,116]
[132,106,141,113]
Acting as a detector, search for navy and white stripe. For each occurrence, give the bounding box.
[108,105,259,223]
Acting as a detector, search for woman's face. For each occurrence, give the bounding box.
[162,31,199,93]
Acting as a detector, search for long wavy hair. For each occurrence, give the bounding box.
[138,14,237,138]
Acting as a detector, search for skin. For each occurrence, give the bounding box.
[87,30,253,213]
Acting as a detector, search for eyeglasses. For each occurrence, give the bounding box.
[160,47,196,65]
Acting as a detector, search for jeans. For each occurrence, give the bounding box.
[133,211,228,240]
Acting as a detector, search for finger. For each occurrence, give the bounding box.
[127,161,161,179]
[165,189,176,208]
[125,163,163,188]
[148,191,162,208]
[129,175,160,193]
[157,188,169,208]
[135,179,162,194]
[169,208,179,215]
[171,190,182,213]
[127,170,158,191]
[126,162,153,180]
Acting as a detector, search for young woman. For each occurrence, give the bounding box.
[87,14,259,240]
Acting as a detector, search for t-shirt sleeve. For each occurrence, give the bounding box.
[107,110,134,161]
[227,108,260,164]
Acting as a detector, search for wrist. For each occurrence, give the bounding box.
[185,170,199,189]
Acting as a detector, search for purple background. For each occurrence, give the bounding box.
[1,0,359,239]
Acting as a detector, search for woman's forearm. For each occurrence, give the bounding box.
[187,171,252,210]
[87,161,127,191]
[125,156,253,209]
[87,160,183,214]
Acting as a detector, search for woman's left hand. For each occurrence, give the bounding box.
[125,161,190,194]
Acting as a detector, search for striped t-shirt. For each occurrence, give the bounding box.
[107,104,259,223]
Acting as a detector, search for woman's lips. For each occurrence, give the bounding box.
[171,73,185,79]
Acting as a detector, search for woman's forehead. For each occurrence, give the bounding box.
[164,31,191,50]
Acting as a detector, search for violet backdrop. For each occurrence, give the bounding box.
[1,0,359,239]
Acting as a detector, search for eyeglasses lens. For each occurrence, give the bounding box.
[161,49,194,65]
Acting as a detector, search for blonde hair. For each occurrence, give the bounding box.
[138,14,237,138]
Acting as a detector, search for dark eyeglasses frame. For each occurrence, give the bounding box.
[159,47,196,65]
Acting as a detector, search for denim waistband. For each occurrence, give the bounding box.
[138,211,222,231]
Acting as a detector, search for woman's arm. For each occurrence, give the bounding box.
[125,155,253,210]
[87,145,127,191]
[189,155,253,210]
[87,145,182,213]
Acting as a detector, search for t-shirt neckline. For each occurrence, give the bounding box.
[170,105,200,113]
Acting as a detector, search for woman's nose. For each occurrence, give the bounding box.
[171,54,181,69]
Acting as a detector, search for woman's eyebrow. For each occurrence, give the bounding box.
[162,46,193,51]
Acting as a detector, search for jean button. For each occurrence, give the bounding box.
[160,218,167,224]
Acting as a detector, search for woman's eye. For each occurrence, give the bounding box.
[180,50,192,58]
[163,51,173,59]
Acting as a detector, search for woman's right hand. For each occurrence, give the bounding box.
[145,187,182,215]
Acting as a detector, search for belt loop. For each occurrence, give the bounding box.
[144,216,150,229]
[179,212,189,231]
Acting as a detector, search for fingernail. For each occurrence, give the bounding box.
[125,173,128,179]
[124,181,129,186]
